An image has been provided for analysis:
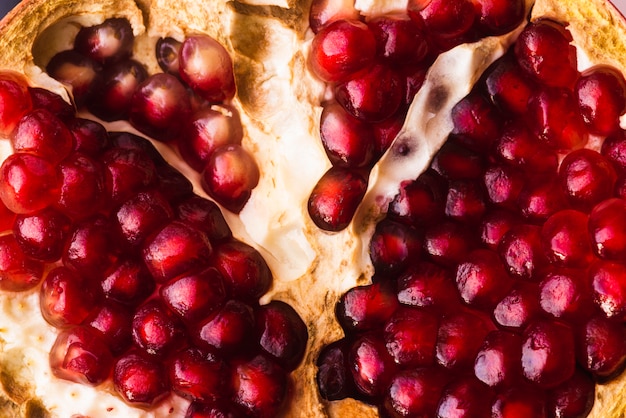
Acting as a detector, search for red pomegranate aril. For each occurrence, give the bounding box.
[485,53,537,115]
[521,319,576,388]
[0,152,59,214]
[480,208,521,250]
[423,220,476,266]
[178,34,236,102]
[168,347,229,402]
[432,139,485,180]
[369,218,422,276]
[367,15,429,67]
[308,19,376,83]
[74,18,134,63]
[256,300,308,371]
[194,299,255,353]
[493,282,542,330]
[88,59,148,121]
[383,306,438,367]
[336,281,399,334]
[64,216,118,278]
[84,300,133,355]
[67,118,109,156]
[102,147,157,205]
[349,332,397,399]
[46,50,102,107]
[309,0,359,33]
[319,101,376,168]
[588,198,626,261]
[0,234,43,291]
[0,71,33,135]
[113,352,169,407]
[101,259,155,306]
[49,326,113,386]
[160,267,227,324]
[576,314,626,380]
[132,300,185,358]
[316,339,357,401]
[231,354,288,418]
[114,189,173,248]
[498,223,547,281]
[474,330,523,388]
[176,195,232,243]
[437,375,494,418]
[28,86,75,121]
[601,128,626,173]
[210,240,271,302]
[108,130,165,163]
[455,248,513,309]
[56,152,104,220]
[156,37,182,75]
[444,179,487,222]
[436,309,494,370]
[13,207,71,262]
[589,260,626,320]
[372,110,405,156]
[451,91,503,151]
[558,148,616,211]
[547,368,595,418]
[307,166,367,232]
[539,267,593,321]
[409,0,476,41]
[387,169,447,227]
[156,162,195,204]
[335,63,403,122]
[185,400,245,418]
[575,65,626,136]
[517,178,567,222]
[381,367,449,418]
[474,0,526,35]
[142,220,212,283]
[0,199,15,232]
[129,73,192,142]
[527,87,588,152]
[40,266,99,328]
[397,261,458,310]
[201,144,260,213]
[540,210,593,268]
[179,105,244,172]
[493,121,558,175]
[403,66,429,108]
[491,385,548,418]
[483,164,524,208]
[514,18,578,88]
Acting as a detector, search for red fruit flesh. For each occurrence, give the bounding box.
[0,153,59,214]
[0,71,33,135]
[384,307,438,367]
[474,330,523,388]
[113,352,169,407]
[194,299,255,353]
[74,18,134,64]
[46,50,102,107]
[13,208,71,262]
[369,219,422,276]
[11,108,74,164]
[349,333,397,400]
[0,234,43,291]
[29,86,75,121]
[131,300,185,358]
[168,347,229,402]
[309,0,360,33]
[336,281,399,333]
[382,367,449,418]
[316,339,357,401]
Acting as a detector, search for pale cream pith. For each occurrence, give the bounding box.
[0,1,623,417]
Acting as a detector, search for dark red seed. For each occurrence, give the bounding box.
[336,281,399,334]
[113,352,169,407]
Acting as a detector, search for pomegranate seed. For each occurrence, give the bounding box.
[46,50,102,107]
[369,219,422,276]
[336,281,399,334]
[423,220,476,266]
[451,91,503,151]
[168,347,229,402]
[540,210,593,268]
[558,149,616,211]
[0,153,59,214]
[403,66,429,108]
[483,164,524,208]
[432,139,486,180]
[132,300,185,357]
[316,339,357,401]
[178,34,236,102]
[40,266,99,328]
[547,368,595,418]
[113,352,169,406]
[178,105,244,172]
[436,310,494,370]
[576,314,626,380]
[201,144,260,213]
[474,330,523,387]
[396,261,460,311]
[231,354,288,418]
[0,234,43,291]
[102,147,157,205]
[498,224,547,281]
[485,53,537,115]
[28,86,74,121]
[539,267,593,321]
[437,375,494,418]
[307,166,367,231]
[176,195,232,243]
[114,189,173,248]
[335,63,403,122]
[88,59,148,121]
[319,101,376,168]
[194,299,255,353]
[387,170,447,227]
[601,128,626,173]
[0,71,33,135]
[521,319,576,388]
[160,267,227,324]
[66,118,109,156]
[74,18,134,63]
[13,208,71,262]
[56,152,104,220]
[372,110,405,156]
[349,333,397,399]
[408,0,476,43]
[514,18,579,88]
[589,198,626,261]
[84,300,133,355]
[185,400,245,418]
[156,37,182,75]
[492,121,558,175]
[142,220,212,283]
[491,385,548,418]
[383,306,438,367]
[455,248,513,309]
[474,0,525,35]
[129,73,192,142]
[589,260,626,320]
[156,161,195,203]
[0,199,15,232]
[444,179,487,222]
[517,178,567,222]
[309,0,360,34]
[381,367,449,418]
[49,326,113,386]
[494,282,541,331]
[479,208,521,250]
[367,15,429,67]
[100,259,155,306]
[108,130,165,162]
[64,216,118,278]
[575,65,626,135]
[210,240,272,302]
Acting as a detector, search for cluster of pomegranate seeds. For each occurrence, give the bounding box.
[45,18,258,213]
[306,0,527,231]
[0,64,308,417]
[317,17,626,418]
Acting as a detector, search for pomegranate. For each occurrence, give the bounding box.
[0,0,624,417]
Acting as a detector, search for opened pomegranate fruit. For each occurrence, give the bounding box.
[0,0,624,417]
